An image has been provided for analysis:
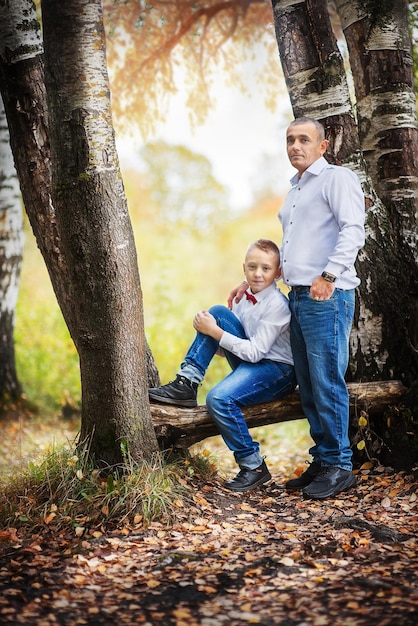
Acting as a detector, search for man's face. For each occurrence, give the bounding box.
[286,122,328,175]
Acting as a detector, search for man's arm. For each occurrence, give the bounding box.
[227,281,248,310]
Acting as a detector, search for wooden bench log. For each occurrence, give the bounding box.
[151,380,407,450]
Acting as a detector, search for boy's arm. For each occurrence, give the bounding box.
[220,299,291,363]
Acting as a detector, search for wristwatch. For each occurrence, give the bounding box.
[321,271,336,283]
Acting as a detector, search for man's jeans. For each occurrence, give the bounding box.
[179,305,297,469]
[288,287,355,470]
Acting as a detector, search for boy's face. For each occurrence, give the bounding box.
[243,248,281,294]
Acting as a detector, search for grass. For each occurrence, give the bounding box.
[0,439,219,533]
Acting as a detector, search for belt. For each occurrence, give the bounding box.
[291,285,311,291]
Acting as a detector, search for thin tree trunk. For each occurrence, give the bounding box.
[0,96,23,401]
[41,0,159,464]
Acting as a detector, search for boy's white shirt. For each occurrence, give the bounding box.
[219,283,294,365]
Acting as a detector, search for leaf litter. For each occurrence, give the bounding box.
[0,420,417,625]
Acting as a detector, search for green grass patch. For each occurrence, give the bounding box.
[0,441,218,534]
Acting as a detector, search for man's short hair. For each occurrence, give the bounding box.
[289,117,326,141]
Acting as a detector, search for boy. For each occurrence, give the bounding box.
[149,239,296,492]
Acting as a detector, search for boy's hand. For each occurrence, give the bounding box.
[227,281,248,309]
[193,310,223,341]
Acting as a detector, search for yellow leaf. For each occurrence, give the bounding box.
[358,416,368,427]
[199,585,217,594]
[172,608,192,618]
[44,512,56,525]
[356,440,366,450]
[240,503,257,512]
[146,579,161,588]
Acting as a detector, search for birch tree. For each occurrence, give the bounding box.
[270,0,418,385]
[0,0,159,465]
[0,96,23,401]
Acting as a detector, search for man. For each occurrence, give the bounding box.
[230,117,365,500]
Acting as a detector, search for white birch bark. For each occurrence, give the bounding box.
[41,0,159,463]
[0,95,23,397]
[334,0,418,384]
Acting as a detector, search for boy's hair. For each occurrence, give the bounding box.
[289,117,326,141]
[247,239,280,262]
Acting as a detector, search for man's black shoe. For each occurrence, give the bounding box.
[148,375,198,408]
[224,461,271,492]
[285,461,321,490]
[302,466,356,500]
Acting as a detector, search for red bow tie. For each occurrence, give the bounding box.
[245,290,257,304]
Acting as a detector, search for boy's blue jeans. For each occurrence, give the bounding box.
[288,287,355,471]
[179,305,297,469]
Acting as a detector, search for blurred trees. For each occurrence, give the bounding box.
[139,141,230,232]
[103,0,277,133]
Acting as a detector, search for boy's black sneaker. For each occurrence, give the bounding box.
[224,461,271,492]
[285,461,322,491]
[148,375,198,408]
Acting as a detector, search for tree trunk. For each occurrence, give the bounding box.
[0,96,23,402]
[270,0,418,386]
[334,0,418,385]
[0,0,160,394]
[40,0,158,464]
[151,380,407,449]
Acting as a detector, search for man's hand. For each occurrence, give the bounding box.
[227,281,248,310]
[310,276,335,301]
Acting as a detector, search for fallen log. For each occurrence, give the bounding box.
[151,380,407,450]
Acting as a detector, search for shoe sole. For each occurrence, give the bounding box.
[224,472,272,493]
[148,393,197,408]
[302,475,356,500]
